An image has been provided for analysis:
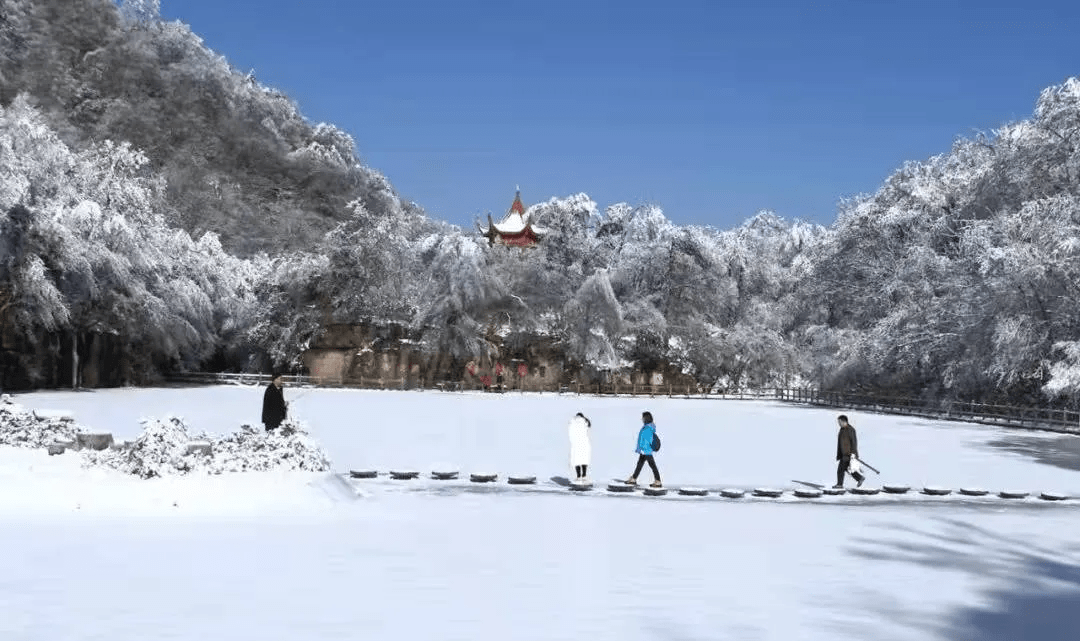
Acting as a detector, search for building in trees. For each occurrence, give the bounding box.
[477,188,546,248]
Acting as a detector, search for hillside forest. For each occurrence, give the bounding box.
[3,0,1080,408]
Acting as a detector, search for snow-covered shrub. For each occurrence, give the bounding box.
[83,416,331,478]
[0,398,84,448]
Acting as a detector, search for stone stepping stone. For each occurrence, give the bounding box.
[469,473,498,483]
[507,476,536,485]
[1040,492,1068,501]
[822,487,846,495]
[643,487,668,497]
[882,485,910,494]
[793,489,822,498]
[922,487,952,496]
[849,486,880,495]
[76,433,114,451]
[568,482,593,492]
[349,470,378,479]
[677,487,708,497]
[431,471,459,480]
[753,488,784,498]
[606,483,636,493]
[389,470,419,480]
[33,409,75,422]
[719,489,745,499]
[959,488,989,496]
[998,490,1029,499]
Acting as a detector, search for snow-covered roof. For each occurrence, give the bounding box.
[477,189,547,241]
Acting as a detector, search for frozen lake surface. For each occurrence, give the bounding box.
[3,386,1079,640]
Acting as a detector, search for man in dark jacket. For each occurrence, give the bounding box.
[262,372,287,431]
[834,414,865,488]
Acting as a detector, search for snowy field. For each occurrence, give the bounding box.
[3,385,1080,640]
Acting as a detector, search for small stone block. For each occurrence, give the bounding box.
[606,483,636,493]
[469,473,497,483]
[678,487,708,497]
[568,482,593,492]
[822,487,846,495]
[643,487,668,496]
[1039,492,1068,501]
[389,471,419,480]
[431,471,459,480]
[720,489,745,498]
[959,488,988,496]
[349,470,378,479]
[921,487,952,496]
[882,485,910,494]
[794,489,822,498]
[34,409,75,422]
[753,488,783,498]
[507,476,536,485]
[850,486,880,495]
[76,433,114,451]
[998,491,1029,499]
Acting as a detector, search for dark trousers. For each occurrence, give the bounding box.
[632,454,661,481]
[264,420,281,432]
[574,464,588,478]
[837,456,865,486]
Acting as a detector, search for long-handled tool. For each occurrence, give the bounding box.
[855,456,880,475]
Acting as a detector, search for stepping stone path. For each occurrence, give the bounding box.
[753,488,783,498]
[431,471,459,480]
[507,476,536,485]
[677,487,708,497]
[959,488,989,496]
[850,486,880,495]
[793,489,822,498]
[720,489,745,498]
[998,491,1029,499]
[389,470,419,480]
[822,487,846,495]
[643,487,668,497]
[469,473,498,483]
[1040,492,1068,501]
[568,482,593,492]
[882,485,910,494]
[349,470,377,479]
[606,483,636,493]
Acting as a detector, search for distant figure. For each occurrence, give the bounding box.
[568,412,592,482]
[834,414,865,488]
[624,411,662,488]
[262,372,288,432]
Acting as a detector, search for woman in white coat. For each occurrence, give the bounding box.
[568,412,592,482]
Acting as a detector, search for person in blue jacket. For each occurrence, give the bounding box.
[624,411,662,487]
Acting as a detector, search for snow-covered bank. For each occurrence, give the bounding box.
[83,417,330,478]
[1,393,332,479]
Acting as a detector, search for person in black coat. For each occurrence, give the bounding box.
[262,372,288,431]
[834,414,865,488]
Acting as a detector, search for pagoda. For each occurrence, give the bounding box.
[477,188,546,248]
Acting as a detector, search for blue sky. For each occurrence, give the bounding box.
[160,0,1079,231]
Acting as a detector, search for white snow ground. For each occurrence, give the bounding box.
[3,386,1080,641]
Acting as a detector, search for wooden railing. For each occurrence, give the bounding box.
[772,388,1080,434]
[165,373,1080,434]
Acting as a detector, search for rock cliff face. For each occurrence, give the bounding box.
[299,323,700,392]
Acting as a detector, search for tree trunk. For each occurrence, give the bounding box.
[71,330,79,390]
